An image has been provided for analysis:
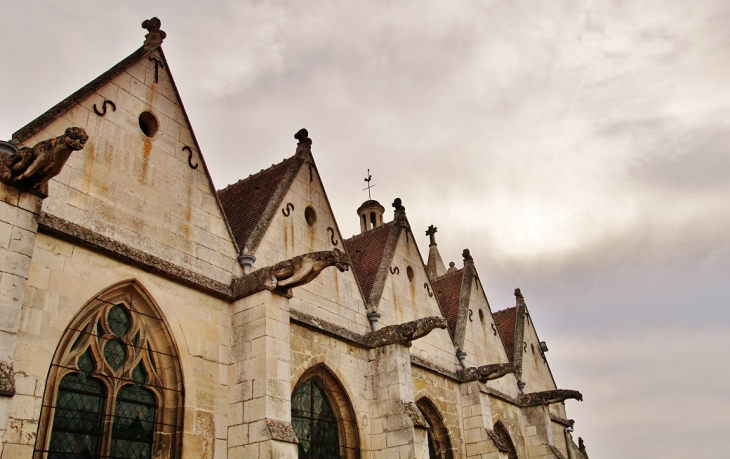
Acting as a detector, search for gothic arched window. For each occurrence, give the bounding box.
[35,282,184,459]
[291,366,359,459]
[493,421,518,459]
[416,398,453,459]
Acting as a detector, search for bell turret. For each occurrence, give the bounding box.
[357,200,385,233]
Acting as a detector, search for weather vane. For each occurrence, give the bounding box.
[362,169,375,200]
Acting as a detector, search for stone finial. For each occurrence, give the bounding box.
[392,198,405,216]
[426,225,438,246]
[462,248,473,262]
[142,17,166,49]
[294,128,312,156]
[0,127,88,197]
[446,261,457,274]
[514,288,523,299]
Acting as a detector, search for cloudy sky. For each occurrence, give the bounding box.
[2,1,729,457]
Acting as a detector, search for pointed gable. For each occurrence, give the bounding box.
[13,22,242,283]
[432,269,464,339]
[493,307,518,362]
[218,155,299,253]
[343,221,395,303]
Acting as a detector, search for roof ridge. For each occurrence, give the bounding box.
[433,268,464,282]
[493,306,517,315]
[217,155,294,193]
[342,220,394,243]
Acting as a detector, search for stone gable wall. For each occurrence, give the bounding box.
[377,229,458,370]
[17,50,240,286]
[253,163,371,332]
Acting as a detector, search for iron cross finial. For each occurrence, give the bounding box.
[362,169,375,200]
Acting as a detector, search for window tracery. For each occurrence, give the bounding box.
[35,282,183,459]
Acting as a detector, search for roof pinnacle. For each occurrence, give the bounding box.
[142,17,166,49]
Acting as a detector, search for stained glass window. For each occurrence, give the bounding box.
[38,293,182,459]
[292,380,341,459]
[110,386,157,459]
[47,373,105,458]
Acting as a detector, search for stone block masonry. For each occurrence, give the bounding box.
[0,181,43,455]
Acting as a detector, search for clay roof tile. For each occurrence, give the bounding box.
[343,222,395,301]
[493,307,518,362]
[432,269,465,338]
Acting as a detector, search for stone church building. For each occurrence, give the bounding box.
[0,18,588,459]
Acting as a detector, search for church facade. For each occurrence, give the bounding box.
[0,18,588,459]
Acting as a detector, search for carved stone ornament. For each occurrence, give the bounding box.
[486,429,508,453]
[518,389,583,407]
[364,316,447,348]
[233,248,350,298]
[294,128,312,156]
[458,362,520,383]
[0,127,88,196]
[142,17,166,49]
[0,361,15,396]
[402,401,429,428]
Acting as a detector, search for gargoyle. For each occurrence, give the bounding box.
[459,362,519,383]
[234,249,350,298]
[1,127,88,196]
[365,316,447,348]
[519,389,583,407]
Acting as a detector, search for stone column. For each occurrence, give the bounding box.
[0,181,43,439]
[368,343,429,458]
[523,405,554,459]
[461,382,502,459]
[229,290,298,458]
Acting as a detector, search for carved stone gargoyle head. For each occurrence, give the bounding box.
[234,248,350,299]
[519,389,583,407]
[459,362,520,383]
[365,316,447,348]
[1,127,88,196]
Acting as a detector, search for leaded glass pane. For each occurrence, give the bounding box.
[108,305,130,337]
[104,339,127,370]
[132,363,147,384]
[77,349,95,373]
[292,381,312,417]
[110,386,156,459]
[292,417,311,457]
[291,380,341,459]
[48,374,105,459]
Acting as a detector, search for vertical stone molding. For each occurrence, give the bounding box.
[368,344,427,457]
[0,182,43,406]
[229,290,298,458]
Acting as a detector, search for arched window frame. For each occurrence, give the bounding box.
[291,365,360,459]
[493,421,518,459]
[415,397,453,459]
[35,281,184,459]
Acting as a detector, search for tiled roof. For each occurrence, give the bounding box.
[343,222,394,301]
[493,307,517,362]
[218,156,297,252]
[432,269,464,338]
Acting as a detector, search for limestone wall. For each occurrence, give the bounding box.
[252,161,371,333]
[1,232,230,459]
[17,49,240,285]
[377,229,458,371]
